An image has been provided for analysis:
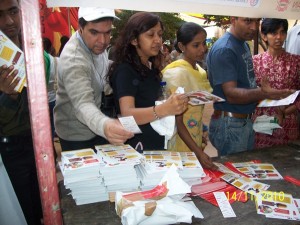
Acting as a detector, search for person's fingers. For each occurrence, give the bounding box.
[8,72,20,87]
[1,65,15,78]
[199,153,217,170]
[0,68,19,94]
[106,134,128,145]
[204,160,217,170]
[106,130,132,143]
[0,64,8,75]
[104,119,134,145]
[210,163,218,170]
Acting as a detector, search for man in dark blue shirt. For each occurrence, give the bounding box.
[207,17,294,156]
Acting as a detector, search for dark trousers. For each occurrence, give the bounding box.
[0,137,43,225]
[49,100,56,139]
[49,100,58,161]
[59,135,108,151]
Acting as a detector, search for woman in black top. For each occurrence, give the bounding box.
[108,12,188,151]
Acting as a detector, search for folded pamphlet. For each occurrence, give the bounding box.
[0,30,26,92]
[258,90,300,107]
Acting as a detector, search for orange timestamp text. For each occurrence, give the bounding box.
[225,191,286,202]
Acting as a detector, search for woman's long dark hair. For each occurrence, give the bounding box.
[107,12,164,83]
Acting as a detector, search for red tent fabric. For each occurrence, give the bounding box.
[39,0,78,54]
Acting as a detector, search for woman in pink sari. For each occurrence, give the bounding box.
[253,18,300,148]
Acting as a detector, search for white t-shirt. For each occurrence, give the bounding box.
[285,25,300,55]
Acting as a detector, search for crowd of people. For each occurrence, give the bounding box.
[0,1,299,224]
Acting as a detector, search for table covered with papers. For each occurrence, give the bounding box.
[59,142,300,225]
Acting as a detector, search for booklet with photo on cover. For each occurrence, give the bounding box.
[256,191,300,220]
[186,90,225,105]
[221,173,270,196]
[228,162,283,180]
[0,30,26,92]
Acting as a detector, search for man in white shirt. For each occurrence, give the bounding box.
[285,24,300,55]
[54,7,134,151]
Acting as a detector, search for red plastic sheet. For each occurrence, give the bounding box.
[190,169,248,206]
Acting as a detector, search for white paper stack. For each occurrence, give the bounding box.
[178,152,205,185]
[136,151,183,190]
[95,144,143,192]
[60,148,108,205]
[65,177,108,205]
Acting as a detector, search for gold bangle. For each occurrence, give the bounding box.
[153,105,160,120]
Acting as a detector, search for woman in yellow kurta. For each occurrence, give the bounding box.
[162,22,217,170]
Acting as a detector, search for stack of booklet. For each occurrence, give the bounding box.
[178,152,205,185]
[136,151,183,190]
[95,144,143,193]
[136,151,205,190]
[215,161,289,199]
[60,148,108,205]
[60,145,145,205]
[60,146,206,204]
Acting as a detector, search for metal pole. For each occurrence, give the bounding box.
[20,0,63,224]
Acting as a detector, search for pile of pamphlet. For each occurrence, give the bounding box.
[219,161,300,221]
[136,151,183,190]
[60,148,108,205]
[136,151,205,190]
[178,152,205,185]
[95,144,143,193]
[218,161,280,196]
[60,145,144,205]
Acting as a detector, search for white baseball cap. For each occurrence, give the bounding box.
[78,7,119,21]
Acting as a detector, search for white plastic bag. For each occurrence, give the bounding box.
[115,165,203,225]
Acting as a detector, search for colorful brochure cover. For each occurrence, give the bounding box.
[61,148,103,170]
[213,162,242,178]
[229,162,283,180]
[179,152,205,178]
[256,191,300,220]
[186,90,225,105]
[180,152,202,169]
[0,30,26,92]
[95,144,143,166]
[143,151,183,170]
[221,173,270,196]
